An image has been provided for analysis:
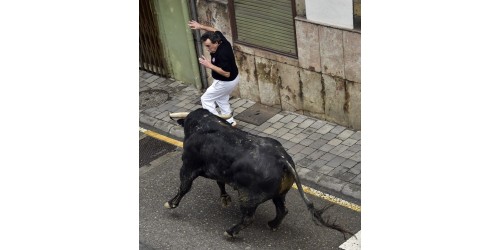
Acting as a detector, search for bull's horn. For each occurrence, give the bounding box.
[218,113,232,119]
[169,112,189,118]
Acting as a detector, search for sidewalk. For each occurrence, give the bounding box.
[139,70,361,203]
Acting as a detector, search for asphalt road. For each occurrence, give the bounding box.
[139,135,361,250]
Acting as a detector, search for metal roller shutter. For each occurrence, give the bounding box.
[233,0,297,56]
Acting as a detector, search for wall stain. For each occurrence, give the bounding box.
[335,76,345,91]
[343,80,350,113]
[298,70,303,99]
[256,61,279,84]
[321,75,326,113]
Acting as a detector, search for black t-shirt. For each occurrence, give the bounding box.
[210,31,239,81]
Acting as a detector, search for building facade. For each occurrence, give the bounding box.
[145,0,361,130]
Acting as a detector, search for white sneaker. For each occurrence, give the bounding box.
[230,121,237,127]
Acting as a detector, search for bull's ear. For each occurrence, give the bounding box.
[177,119,185,127]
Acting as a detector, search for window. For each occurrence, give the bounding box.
[229,0,297,57]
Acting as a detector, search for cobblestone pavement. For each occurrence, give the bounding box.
[139,70,361,202]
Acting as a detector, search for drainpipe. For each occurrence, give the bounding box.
[189,0,209,89]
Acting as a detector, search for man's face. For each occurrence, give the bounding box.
[203,39,220,53]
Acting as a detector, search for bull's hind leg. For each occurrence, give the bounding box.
[224,204,257,237]
[164,165,198,209]
[268,194,289,231]
[217,181,231,207]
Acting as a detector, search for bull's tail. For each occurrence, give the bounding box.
[284,160,355,240]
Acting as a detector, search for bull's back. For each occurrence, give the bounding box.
[184,131,290,193]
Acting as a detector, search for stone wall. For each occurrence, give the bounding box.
[195,0,361,130]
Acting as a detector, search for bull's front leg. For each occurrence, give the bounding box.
[217,181,231,207]
[164,165,198,209]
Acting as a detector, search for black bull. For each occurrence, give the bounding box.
[165,108,353,238]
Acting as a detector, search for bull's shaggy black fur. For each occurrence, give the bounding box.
[165,108,353,239]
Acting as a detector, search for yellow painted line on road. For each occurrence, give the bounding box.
[139,127,361,212]
[139,127,183,148]
[292,184,361,212]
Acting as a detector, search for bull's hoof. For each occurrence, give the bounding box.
[224,231,238,238]
[220,195,232,207]
[164,202,176,209]
[267,223,278,232]
[267,221,280,231]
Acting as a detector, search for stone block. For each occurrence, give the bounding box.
[295,0,306,17]
[340,159,357,168]
[139,114,158,128]
[319,144,335,153]
[341,138,357,147]
[310,120,327,129]
[348,144,361,153]
[234,51,260,103]
[309,138,329,150]
[319,26,344,78]
[303,170,323,183]
[323,74,349,126]
[301,111,322,121]
[292,114,307,123]
[296,20,321,72]
[337,171,356,182]
[343,31,361,83]
[233,44,255,55]
[300,69,324,114]
[346,80,361,130]
[255,57,281,106]
[299,138,314,147]
[292,153,307,163]
[254,47,299,67]
[197,1,231,41]
[318,176,345,193]
[169,126,185,139]
[281,132,295,141]
[308,133,323,140]
[319,152,336,162]
[301,147,315,155]
[342,183,360,200]
[280,114,297,123]
[337,129,355,140]
[278,62,303,112]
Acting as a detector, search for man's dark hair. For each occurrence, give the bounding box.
[201,31,222,44]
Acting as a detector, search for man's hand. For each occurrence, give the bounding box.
[188,20,202,30]
[188,20,217,32]
[199,56,230,78]
[198,56,213,69]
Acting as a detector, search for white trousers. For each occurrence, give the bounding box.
[201,74,240,123]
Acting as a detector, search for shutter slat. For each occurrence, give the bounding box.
[236,21,295,40]
[236,16,294,32]
[235,0,290,10]
[237,28,295,46]
[236,8,293,25]
[239,35,296,54]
